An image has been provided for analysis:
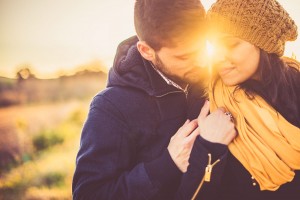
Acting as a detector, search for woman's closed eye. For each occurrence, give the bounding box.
[224,40,240,49]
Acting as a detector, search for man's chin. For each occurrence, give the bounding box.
[185,75,203,84]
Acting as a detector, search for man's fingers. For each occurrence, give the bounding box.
[186,127,200,143]
[184,119,190,125]
[198,100,210,122]
[178,120,198,137]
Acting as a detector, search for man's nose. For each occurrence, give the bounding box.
[194,48,211,68]
[196,55,209,68]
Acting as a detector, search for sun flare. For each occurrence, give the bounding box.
[206,40,215,57]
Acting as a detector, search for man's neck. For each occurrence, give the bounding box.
[150,62,188,92]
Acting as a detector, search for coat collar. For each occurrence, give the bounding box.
[107,36,184,97]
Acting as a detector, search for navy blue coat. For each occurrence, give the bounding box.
[72,36,225,200]
[72,36,300,200]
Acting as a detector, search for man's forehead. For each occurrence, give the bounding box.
[159,39,205,58]
[168,35,206,49]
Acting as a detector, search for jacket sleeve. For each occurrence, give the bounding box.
[175,136,228,200]
[72,94,182,200]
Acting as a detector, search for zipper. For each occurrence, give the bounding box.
[155,91,185,97]
[191,153,220,200]
[155,85,189,100]
[184,88,189,99]
[150,62,189,99]
[155,85,189,99]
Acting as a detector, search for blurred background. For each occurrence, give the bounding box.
[0,0,299,199]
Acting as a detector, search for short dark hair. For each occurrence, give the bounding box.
[134,0,206,50]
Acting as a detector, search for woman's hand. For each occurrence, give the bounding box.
[198,101,237,145]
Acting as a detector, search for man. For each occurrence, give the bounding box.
[72,0,236,199]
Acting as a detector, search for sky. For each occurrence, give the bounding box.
[0,0,299,78]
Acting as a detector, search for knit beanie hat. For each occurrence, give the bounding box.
[206,0,298,56]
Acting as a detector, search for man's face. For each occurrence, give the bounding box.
[153,36,207,87]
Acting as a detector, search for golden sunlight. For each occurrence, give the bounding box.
[206,41,215,57]
[205,40,215,75]
[0,0,299,78]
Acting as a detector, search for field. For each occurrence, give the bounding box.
[0,69,107,200]
[0,100,90,200]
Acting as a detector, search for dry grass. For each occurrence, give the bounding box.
[0,100,90,200]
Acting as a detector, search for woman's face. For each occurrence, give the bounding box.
[211,33,260,86]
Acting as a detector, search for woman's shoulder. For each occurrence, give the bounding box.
[282,56,300,71]
[282,57,300,87]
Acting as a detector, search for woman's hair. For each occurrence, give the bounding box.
[212,50,300,127]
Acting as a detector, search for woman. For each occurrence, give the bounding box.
[200,0,300,199]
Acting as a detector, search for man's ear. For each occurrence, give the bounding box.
[137,41,155,62]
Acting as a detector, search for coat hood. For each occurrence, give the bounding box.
[107,36,181,96]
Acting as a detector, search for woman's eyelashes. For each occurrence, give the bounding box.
[225,40,240,49]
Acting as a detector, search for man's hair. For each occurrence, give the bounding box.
[134,0,206,50]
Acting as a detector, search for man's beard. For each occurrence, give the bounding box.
[154,53,203,87]
[153,54,187,87]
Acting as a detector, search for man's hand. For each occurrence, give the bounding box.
[168,119,199,173]
[198,100,237,145]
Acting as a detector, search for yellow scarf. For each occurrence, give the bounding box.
[209,79,300,191]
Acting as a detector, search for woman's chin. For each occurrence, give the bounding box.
[221,78,239,87]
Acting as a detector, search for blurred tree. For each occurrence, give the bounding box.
[16,67,36,82]
[15,66,36,104]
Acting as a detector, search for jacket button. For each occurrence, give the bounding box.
[251,176,257,186]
